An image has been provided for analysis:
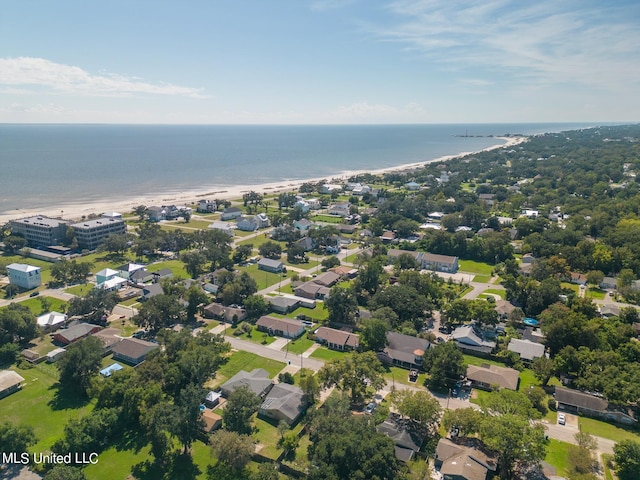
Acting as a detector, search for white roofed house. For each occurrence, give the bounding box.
[208,221,235,236]
[117,263,146,281]
[507,338,546,362]
[37,311,67,332]
[421,253,459,273]
[236,216,258,232]
[255,213,270,228]
[257,258,284,273]
[7,263,42,289]
[221,206,243,220]
[95,267,120,286]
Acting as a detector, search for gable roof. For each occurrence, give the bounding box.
[555,386,608,412]
[466,364,519,391]
[315,327,359,349]
[258,258,284,269]
[37,311,66,328]
[311,271,340,287]
[0,370,25,393]
[256,315,305,333]
[452,325,496,352]
[55,323,101,344]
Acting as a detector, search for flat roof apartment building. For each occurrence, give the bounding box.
[70,217,127,250]
[9,216,69,248]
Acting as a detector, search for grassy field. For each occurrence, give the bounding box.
[283,335,315,355]
[458,259,494,275]
[587,288,606,299]
[1,362,94,452]
[146,259,189,279]
[481,288,506,299]
[544,438,572,477]
[65,283,94,296]
[269,304,328,323]
[472,274,492,283]
[252,416,282,459]
[1,296,68,315]
[236,263,286,290]
[579,416,640,443]
[227,324,276,345]
[310,347,349,361]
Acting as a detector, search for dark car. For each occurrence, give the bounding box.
[29,291,40,297]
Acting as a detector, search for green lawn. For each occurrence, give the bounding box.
[236,263,287,290]
[587,288,606,300]
[283,335,315,355]
[1,296,68,315]
[544,438,572,477]
[472,274,492,283]
[146,259,189,279]
[602,453,615,480]
[383,366,427,387]
[269,304,328,322]
[65,283,94,297]
[310,214,343,224]
[458,260,494,275]
[481,288,506,299]
[252,416,282,459]
[579,416,640,443]
[1,363,94,452]
[228,324,276,345]
[310,347,349,361]
[211,351,286,388]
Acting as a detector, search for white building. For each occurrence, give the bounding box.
[7,263,42,289]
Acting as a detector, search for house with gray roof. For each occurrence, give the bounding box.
[259,383,307,425]
[311,271,340,287]
[53,323,102,345]
[452,325,496,355]
[507,338,545,362]
[555,386,637,425]
[203,303,248,323]
[377,413,428,462]
[220,368,274,398]
[112,338,158,365]
[221,207,243,220]
[377,332,430,370]
[258,258,284,273]
[294,282,330,300]
[267,296,300,314]
[141,283,164,301]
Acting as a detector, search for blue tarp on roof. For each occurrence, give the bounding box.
[100,363,123,377]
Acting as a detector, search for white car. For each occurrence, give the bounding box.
[558,413,566,425]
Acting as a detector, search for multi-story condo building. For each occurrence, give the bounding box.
[9,216,69,248]
[70,216,127,250]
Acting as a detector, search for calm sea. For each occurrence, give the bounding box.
[0,123,590,214]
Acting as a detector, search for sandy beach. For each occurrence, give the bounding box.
[0,136,526,224]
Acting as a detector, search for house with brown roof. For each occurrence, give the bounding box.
[329,266,358,279]
[203,303,248,323]
[466,364,519,391]
[311,271,340,287]
[434,438,498,480]
[555,386,637,425]
[314,327,359,351]
[201,409,223,433]
[112,338,159,365]
[294,282,330,300]
[256,316,306,339]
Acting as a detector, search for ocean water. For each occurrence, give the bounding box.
[0,123,590,214]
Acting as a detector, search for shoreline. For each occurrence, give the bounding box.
[0,136,526,224]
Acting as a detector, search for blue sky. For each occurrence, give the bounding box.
[1,0,639,124]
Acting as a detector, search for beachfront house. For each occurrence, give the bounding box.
[221,207,243,220]
[9,216,69,248]
[7,263,42,289]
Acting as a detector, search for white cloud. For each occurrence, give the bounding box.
[0,57,208,98]
[365,0,640,91]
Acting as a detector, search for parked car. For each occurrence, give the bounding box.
[29,291,39,297]
[558,413,566,425]
[364,402,377,414]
